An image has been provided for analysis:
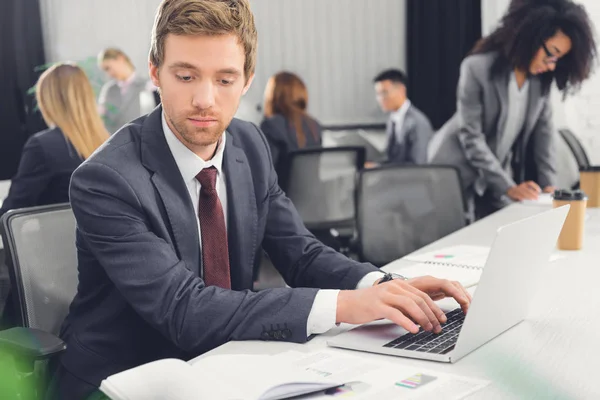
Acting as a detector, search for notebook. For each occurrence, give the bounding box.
[392,245,490,288]
[99,354,342,400]
[391,245,561,288]
[403,245,490,269]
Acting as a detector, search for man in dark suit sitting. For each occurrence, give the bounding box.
[374,69,435,165]
[47,1,471,398]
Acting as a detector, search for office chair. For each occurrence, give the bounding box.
[279,147,366,254]
[558,129,591,189]
[555,130,583,190]
[0,204,77,399]
[560,129,590,169]
[355,165,466,267]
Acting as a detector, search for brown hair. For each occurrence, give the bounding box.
[98,48,134,69]
[263,72,318,148]
[37,63,110,159]
[149,0,257,81]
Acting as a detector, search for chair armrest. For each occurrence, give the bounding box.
[0,327,66,360]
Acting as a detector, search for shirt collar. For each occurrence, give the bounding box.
[161,112,226,183]
[391,99,411,122]
[118,72,137,89]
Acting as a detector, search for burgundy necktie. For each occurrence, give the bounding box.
[196,166,231,289]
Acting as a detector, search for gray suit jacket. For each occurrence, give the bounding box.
[99,76,152,134]
[386,104,434,164]
[428,51,557,200]
[56,106,378,391]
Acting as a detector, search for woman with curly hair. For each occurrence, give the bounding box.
[429,0,597,219]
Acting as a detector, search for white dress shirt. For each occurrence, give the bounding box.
[162,113,228,248]
[162,113,384,335]
[389,99,412,139]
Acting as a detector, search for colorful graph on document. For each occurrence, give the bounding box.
[395,373,438,389]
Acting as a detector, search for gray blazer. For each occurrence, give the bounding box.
[428,51,557,201]
[386,104,434,164]
[53,106,378,394]
[99,76,152,134]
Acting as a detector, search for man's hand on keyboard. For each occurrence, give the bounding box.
[407,276,471,314]
[336,278,456,334]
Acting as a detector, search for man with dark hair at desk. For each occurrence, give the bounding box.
[374,69,434,164]
[46,1,471,398]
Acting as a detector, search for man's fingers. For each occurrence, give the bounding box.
[402,284,446,328]
[452,281,471,313]
[383,307,419,334]
[436,280,470,312]
[407,292,442,333]
[387,295,433,332]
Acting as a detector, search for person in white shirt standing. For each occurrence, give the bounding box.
[374,69,434,165]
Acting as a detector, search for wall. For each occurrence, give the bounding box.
[39,0,406,126]
[40,0,162,73]
[558,0,600,163]
[481,0,600,163]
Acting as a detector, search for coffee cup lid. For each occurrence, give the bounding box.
[553,189,588,201]
[580,166,600,172]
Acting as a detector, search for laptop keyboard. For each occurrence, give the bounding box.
[383,308,465,354]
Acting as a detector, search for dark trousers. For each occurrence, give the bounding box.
[45,363,107,400]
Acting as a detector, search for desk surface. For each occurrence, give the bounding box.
[196,204,600,399]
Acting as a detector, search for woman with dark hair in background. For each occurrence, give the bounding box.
[0,63,109,217]
[429,0,596,219]
[260,72,322,185]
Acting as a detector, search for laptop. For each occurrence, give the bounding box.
[327,206,570,363]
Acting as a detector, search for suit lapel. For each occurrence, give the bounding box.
[223,131,257,291]
[141,107,201,276]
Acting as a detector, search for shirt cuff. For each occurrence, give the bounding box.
[356,271,386,289]
[306,289,339,336]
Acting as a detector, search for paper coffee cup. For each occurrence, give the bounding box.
[580,166,600,208]
[553,189,587,250]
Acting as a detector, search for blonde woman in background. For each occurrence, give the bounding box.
[0,63,109,216]
[98,48,157,133]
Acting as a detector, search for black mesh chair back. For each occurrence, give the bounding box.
[556,130,583,190]
[280,147,365,231]
[560,129,590,169]
[1,204,77,335]
[356,165,466,267]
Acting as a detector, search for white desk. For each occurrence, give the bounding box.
[195,204,600,399]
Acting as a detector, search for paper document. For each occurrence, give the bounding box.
[402,245,490,269]
[275,350,490,400]
[521,193,554,206]
[397,263,482,288]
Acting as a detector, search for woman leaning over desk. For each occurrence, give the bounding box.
[429,0,596,219]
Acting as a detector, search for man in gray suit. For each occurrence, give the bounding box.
[47,1,470,398]
[374,69,434,165]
